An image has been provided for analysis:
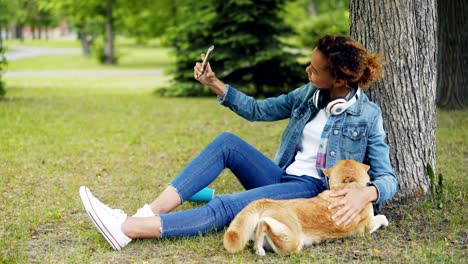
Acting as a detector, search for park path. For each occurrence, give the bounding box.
[4,70,163,77]
[3,45,163,77]
[4,45,80,61]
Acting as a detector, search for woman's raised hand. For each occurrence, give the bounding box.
[194,53,226,96]
[194,54,216,83]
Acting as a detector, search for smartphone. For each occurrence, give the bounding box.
[200,45,215,75]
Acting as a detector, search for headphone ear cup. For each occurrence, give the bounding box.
[327,98,347,115]
[312,89,320,109]
[313,89,330,109]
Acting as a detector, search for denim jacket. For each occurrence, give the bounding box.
[219,83,398,210]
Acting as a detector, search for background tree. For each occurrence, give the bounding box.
[24,0,39,39]
[51,0,116,63]
[51,0,101,55]
[284,0,349,49]
[0,46,5,97]
[22,0,59,40]
[350,0,437,200]
[161,0,305,97]
[156,1,216,96]
[0,0,15,45]
[103,0,115,64]
[8,0,27,41]
[436,0,468,109]
[36,1,58,39]
[120,0,178,45]
[0,0,13,97]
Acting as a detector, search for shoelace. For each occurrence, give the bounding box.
[90,195,127,220]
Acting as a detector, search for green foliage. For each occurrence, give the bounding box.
[162,0,306,97]
[49,0,117,62]
[0,0,60,38]
[426,163,445,205]
[298,10,350,48]
[92,38,107,64]
[0,0,16,26]
[283,0,350,48]
[119,0,180,44]
[92,37,120,64]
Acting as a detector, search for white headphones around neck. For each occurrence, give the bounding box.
[312,88,361,115]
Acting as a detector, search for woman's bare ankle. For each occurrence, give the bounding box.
[121,217,161,239]
[121,217,137,239]
[150,186,182,214]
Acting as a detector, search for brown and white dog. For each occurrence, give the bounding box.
[223,160,389,255]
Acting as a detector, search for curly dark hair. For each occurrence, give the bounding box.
[317,35,383,89]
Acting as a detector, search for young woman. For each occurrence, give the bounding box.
[80,35,398,251]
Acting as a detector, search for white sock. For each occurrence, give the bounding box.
[132,203,157,217]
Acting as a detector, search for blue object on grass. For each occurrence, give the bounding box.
[189,187,215,202]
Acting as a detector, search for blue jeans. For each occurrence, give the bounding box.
[160,132,325,238]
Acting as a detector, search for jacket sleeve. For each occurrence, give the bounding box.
[218,84,308,122]
[366,112,399,207]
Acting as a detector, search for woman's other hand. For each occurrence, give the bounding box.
[327,186,378,226]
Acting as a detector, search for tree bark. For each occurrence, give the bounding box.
[350,0,437,200]
[436,0,468,109]
[104,0,115,65]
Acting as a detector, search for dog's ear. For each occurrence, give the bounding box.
[322,168,331,177]
[360,163,370,172]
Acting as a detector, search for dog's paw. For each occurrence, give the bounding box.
[378,215,389,227]
[369,215,390,234]
[255,247,266,256]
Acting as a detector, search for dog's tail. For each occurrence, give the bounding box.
[223,200,263,253]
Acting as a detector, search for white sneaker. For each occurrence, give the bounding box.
[79,186,132,251]
[132,204,156,218]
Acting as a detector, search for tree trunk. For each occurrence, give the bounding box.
[104,0,115,65]
[350,0,437,200]
[437,0,468,109]
[0,25,3,47]
[78,29,92,56]
[308,0,317,16]
[38,26,42,39]
[14,24,24,41]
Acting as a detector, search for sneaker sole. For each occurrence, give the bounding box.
[79,186,123,251]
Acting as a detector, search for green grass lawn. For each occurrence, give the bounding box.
[0,42,466,263]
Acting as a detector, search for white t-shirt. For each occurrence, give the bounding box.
[285,109,330,179]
